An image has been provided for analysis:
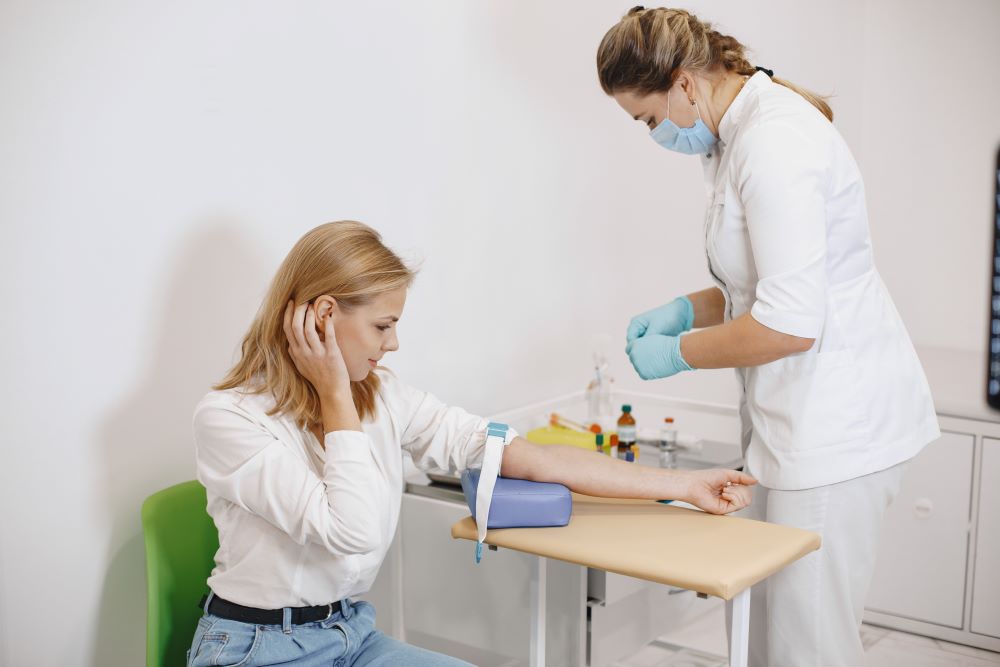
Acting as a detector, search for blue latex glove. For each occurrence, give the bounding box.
[626,296,695,344]
[625,333,694,380]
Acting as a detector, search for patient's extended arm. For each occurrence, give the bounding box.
[499,437,755,515]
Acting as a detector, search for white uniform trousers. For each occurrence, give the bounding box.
[726,461,906,666]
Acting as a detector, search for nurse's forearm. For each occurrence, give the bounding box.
[679,313,814,369]
[500,437,687,500]
[686,287,725,328]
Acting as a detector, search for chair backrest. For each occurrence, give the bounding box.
[142,480,219,667]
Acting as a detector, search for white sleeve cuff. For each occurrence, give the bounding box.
[749,252,825,339]
[750,301,822,339]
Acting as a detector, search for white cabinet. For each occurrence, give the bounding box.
[393,490,701,667]
[972,438,1000,639]
[866,430,975,628]
[394,492,586,666]
[588,569,696,667]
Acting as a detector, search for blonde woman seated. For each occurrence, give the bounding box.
[188,221,756,667]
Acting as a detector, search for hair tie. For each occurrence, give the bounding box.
[755,66,774,78]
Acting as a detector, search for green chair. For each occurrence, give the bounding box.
[142,480,219,667]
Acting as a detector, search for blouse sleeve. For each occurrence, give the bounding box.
[193,394,383,556]
[379,372,517,473]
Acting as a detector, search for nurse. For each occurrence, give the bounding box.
[597,7,939,666]
[187,220,756,667]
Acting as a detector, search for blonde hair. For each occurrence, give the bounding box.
[216,221,415,426]
[597,6,833,122]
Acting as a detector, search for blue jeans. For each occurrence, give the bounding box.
[187,594,472,667]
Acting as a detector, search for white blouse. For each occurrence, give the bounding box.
[700,71,939,490]
[192,369,510,608]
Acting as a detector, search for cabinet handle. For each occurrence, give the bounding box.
[914,498,933,519]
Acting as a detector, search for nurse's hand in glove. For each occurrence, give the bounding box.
[626,296,694,343]
[682,469,757,515]
[626,333,693,380]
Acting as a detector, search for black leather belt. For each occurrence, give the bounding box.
[199,593,341,626]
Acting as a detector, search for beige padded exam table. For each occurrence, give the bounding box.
[452,493,821,667]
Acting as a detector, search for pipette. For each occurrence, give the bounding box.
[549,412,602,433]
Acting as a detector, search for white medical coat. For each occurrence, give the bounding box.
[701,72,939,490]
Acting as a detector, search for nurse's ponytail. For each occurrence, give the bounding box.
[596,6,833,122]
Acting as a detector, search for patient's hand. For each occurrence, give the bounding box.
[682,469,757,515]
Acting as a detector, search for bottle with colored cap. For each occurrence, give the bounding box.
[659,417,678,468]
[595,433,605,453]
[617,404,636,460]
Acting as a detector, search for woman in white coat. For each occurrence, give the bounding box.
[596,7,939,666]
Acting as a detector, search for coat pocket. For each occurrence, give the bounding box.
[747,350,871,453]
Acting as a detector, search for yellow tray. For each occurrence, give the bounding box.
[526,425,612,453]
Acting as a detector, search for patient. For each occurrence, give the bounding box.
[188,220,756,666]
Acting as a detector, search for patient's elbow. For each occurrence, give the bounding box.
[317,511,383,556]
[500,438,542,481]
[333,525,382,555]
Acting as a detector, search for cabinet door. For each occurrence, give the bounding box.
[398,493,586,665]
[972,438,1000,638]
[866,431,974,628]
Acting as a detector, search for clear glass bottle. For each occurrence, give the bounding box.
[659,417,678,469]
[586,335,614,428]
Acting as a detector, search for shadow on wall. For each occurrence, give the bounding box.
[91,221,269,666]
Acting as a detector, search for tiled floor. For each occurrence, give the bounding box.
[611,598,1000,667]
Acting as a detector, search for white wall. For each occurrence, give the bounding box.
[1,1,997,664]
[859,0,1000,351]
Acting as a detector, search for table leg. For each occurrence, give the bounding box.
[529,556,547,667]
[729,587,751,667]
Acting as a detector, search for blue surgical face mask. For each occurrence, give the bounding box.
[650,91,717,155]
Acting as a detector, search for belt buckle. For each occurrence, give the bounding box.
[323,603,334,621]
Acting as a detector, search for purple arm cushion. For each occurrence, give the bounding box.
[460,468,572,529]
